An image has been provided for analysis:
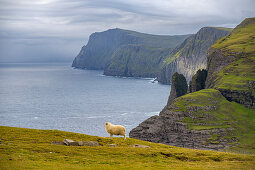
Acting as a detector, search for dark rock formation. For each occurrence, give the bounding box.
[189,69,207,93]
[167,72,188,105]
[158,27,231,84]
[72,28,190,72]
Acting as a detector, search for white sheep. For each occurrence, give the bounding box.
[104,122,126,140]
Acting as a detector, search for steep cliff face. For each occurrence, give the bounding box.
[189,69,208,93]
[158,27,231,84]
[72,28,190,70]
[104,45,171,77]
[206,17,255,108]
[72,28,138,69]
[167,72,188,105]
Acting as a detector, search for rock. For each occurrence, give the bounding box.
[189,69,207,93]
[167,72,188,105]
[63,139,75,146]
[132,144,151,148]
[109,144,117,147]
[54,140,99,146]
[78,141,99,146]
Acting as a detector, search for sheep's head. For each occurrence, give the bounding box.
[104,122,109,127]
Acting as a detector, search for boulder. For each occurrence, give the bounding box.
[109,144,117,147]
[132,144,151,148]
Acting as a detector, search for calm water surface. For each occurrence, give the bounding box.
[0,63,170,137]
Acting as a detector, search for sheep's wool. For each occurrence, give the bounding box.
[104,122,126,140]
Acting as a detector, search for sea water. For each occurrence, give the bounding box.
[0,63,170,137]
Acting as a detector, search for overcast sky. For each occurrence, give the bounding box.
[0,0,254,63]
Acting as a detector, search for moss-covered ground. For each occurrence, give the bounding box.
[172,89,255,153]
[0,126,255,169]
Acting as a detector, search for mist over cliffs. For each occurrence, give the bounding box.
[72,28,190,74]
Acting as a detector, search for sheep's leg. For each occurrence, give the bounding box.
[110,134,113,139]
[124,134,126,140]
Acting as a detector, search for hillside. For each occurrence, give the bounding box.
[206,17,255,108]
[130,18,255,153]
[1,126,255,169]
[158,27,231,84]
[72,28,190,70]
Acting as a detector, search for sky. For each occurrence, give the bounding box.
[0,0,254,63]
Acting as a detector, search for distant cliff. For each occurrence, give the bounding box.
[72,28,190,72]
[158,27,231,84]
[104,45,171,77]
[130,18,255,153]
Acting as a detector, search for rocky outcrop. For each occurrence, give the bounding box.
[130,89,238,151]
[158,27,231,84]
[72,28,190,72]
[189,69,207,93]
[167,72,188,105]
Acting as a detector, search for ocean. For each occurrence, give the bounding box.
[0,63,170,137]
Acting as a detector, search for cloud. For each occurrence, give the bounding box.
[0,0,255,62]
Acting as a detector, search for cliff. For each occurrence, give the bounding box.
[104,45,171,77]
[72,28,190,70]
[158,27,231,84]
[206,17,255,108]
[130,18,255,153]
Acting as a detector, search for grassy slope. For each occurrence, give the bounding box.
[1,126,255,169]
[172,89,255,153]
[210,18,255,90]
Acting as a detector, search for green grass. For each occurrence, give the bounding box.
[1,126,255,169]
[172,89,255,153]
[210,27,233,32]
[212,18,255,54]
[212,55,255,91]
[208,18,255,91]
[165,49,183,65]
